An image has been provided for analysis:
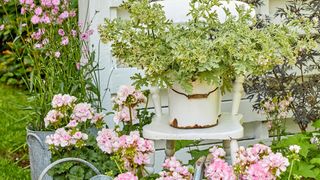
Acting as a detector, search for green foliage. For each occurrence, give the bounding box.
[99,0,309,93]
[245,0,320,131]
[1,1,103,130]
[49,145,119,179]
[0,85,32,179]
[272,122,320,179]
[0,0,32,87]
[174,140,209,166]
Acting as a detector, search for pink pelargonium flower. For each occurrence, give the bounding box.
[113,106,137,124]
[34,43,42,49]
[42,38,49,45]
[205,159,235,180]
[261,153,289,177]
[71,103,94,122]
[209,146,226,159]
[40,0,52,7]
[54,51,61,58]
[0,24,4,31]
[59,11,69,19]
[31,15,40,24]
[66,120,78,128]
[52,0,60,6]
[52,94,77,108]
[25,0,33,5]
[69,10,76,17]
[34,7,42,15]
[245,162,275,180]
[61,36,69,46]
[91,113,105,124]
[134,152,150,165]
[96,128,119,154]
[58,29,65,36]
[159,157,193,180]
[44,110,64,127]
[114,172,138,180]
[41,15,51,24]
[115,85,136,104]
[80,32,89,41]
[20,7,26,15]
[71,29,77,37]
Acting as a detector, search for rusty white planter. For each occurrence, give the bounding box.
[26,128,53,180]
[168,81,221,128]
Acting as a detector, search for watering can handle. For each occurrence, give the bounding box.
[27,132,46,150]
[38,157,101,180]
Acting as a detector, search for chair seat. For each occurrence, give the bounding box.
[143,113,243,140]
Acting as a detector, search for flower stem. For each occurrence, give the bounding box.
[288,160,295,180]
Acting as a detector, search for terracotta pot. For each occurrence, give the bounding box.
[168,81,221,128]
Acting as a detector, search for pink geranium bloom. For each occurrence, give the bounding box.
[41,15,51,24]
[115,172,138,180]
[52,0,60,6]
[34,7,42,15]
[54,51,61,58]
[71,29,77,37]
[59,11,69,19]
[58,29,65,36]
[31,15,40,24]
[80,32,89,41]
[61,36,69,45]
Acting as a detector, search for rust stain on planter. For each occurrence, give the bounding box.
[170,114,221,129]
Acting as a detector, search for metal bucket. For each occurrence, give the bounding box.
[26,128,53,180]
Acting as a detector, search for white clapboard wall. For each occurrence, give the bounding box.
[78,0,304,171]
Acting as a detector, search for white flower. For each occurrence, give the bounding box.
[289,145,301,154]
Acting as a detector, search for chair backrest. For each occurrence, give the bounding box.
[152,0,255,24]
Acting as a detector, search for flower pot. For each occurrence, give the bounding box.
[26,127,53,180]
[168,81,221,128]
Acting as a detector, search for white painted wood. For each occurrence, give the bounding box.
[232,75,245,115]
[153,0,255,24]
[143,113,243,140]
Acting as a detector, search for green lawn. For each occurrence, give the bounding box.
[0,84,31,179]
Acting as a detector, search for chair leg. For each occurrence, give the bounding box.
[222,140,231,163]
[230,139,239,165]
[165,140,176,159]
[223,139,239,164]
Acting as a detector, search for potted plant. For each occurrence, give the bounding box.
[99,0,312,129]
[2,0,102,179]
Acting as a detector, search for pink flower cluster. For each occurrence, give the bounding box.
[52,94,77,108]
[45,128,88,149]
[71,103,94,122]
[44,94,104,128]
[234,144,289,179]
[205,146,235,180]
[115,172,138,180]
[157,157,192,180]
[96,129,154,171]
[262,96,293,118]
[19,0,94,61]
[44,109,64,127]
[113,85,146,124]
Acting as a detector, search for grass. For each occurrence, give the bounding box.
[0,84,31,179]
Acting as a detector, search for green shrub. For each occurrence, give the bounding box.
[0,0,32,87]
